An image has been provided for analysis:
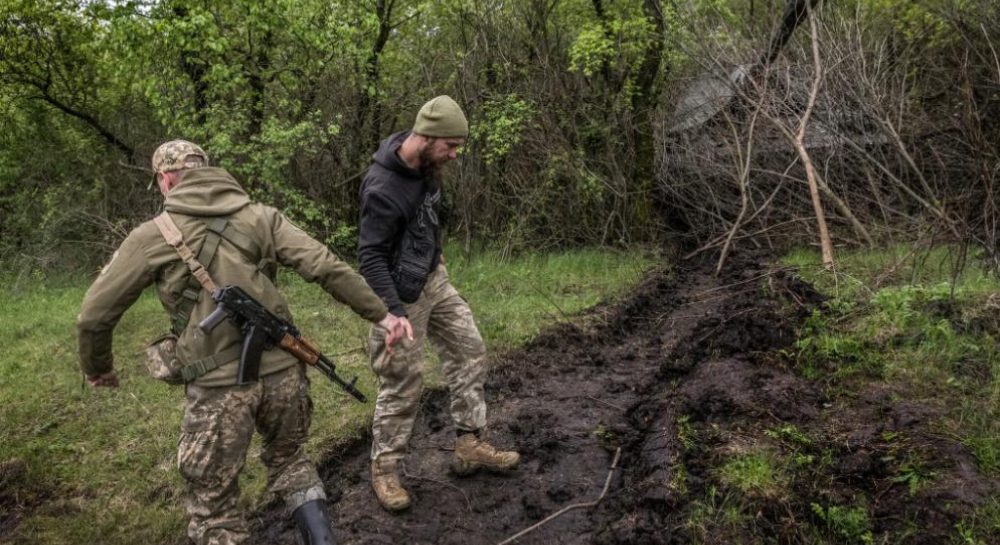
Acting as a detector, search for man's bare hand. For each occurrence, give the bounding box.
[87,371,119,388]
[378,313,414,354]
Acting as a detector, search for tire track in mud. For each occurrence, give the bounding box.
[251,255,998,544]
[251,257,753,544]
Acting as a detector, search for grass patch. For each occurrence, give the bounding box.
[717,449,787,498]
[0,244,656,545]
[684,485,757,544]
[783,245,1000,477]
[810,500,875,544]
[782,245,997,301]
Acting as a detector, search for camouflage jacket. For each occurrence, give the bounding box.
[77,167,387,387]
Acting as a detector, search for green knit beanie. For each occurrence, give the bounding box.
[413,95,468,138]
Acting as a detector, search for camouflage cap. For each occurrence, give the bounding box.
[149,140,209,189]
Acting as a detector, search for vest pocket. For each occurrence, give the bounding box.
[391,227,434,303]
[145,333,185,384]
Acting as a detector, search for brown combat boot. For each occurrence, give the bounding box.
[371,458,410,512]
[452,433,520,476]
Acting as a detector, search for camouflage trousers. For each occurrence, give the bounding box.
[369,264,488,462]
[178,363,325,545]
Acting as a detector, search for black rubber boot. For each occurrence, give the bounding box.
[292,499,336,545]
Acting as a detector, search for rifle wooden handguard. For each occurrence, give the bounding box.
[280,334,320,365]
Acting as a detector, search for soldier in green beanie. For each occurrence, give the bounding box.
[357,96,521,512]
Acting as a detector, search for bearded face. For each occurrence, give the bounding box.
[418,136,465,177]
[418,141,445,177]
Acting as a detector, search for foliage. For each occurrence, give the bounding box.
[677,414,698,451]
[857,0,972,47]
[656,0,1000,267]
[0,0,683,271]
[4,0,997,273]
[3,0,1000,273]
[568,23,617,77]
[684,484,755,541]
[469,94,536,166]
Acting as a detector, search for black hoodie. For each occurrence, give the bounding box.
[358,131,442,316]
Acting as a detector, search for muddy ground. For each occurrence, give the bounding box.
[249,254,998,545]
[2,254,994,544]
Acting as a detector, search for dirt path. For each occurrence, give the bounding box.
[251,255,998,544]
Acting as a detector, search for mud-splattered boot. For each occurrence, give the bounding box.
[452,432,520,476]
[371,458,411,512]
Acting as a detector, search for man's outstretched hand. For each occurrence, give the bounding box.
[378,313,414,354]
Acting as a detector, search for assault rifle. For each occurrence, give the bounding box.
[198,285,367,402]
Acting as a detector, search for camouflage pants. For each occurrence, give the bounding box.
[178,363,325,545]
[369,264,488,462]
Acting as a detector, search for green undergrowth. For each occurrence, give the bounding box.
[783,244,1000,543]
[0,244,656,545]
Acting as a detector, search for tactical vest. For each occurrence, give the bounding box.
[162,213,279,382]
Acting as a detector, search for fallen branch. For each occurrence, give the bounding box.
[495,447,622,545]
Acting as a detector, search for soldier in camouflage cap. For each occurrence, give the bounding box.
[358,96,520,512]
[147,139,208,190]
[79,139,407,544]
[152,139,208,171]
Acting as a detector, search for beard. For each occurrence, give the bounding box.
[418,143,444,180]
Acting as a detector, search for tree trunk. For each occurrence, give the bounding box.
[798,3,834,269]
[630,0,666,239]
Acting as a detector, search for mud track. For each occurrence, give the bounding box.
[252,255,998,544]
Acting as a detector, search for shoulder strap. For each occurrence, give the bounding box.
[153,212,218,293]
[209,219,259,261]
[154,212,223,333]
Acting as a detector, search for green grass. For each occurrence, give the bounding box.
[0,245,656,545]
[684,485,756,544]
[717,449,788,499]
[782,245,997,301]
[783,244,1000,543]
[810,501,875,545]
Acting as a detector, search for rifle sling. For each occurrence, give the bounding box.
[153,212,219,292]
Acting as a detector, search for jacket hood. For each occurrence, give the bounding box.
[163,167,251,216]
[372,131,423,179]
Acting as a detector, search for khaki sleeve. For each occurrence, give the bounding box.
[268,208,388,323]
[76,231,154,377]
